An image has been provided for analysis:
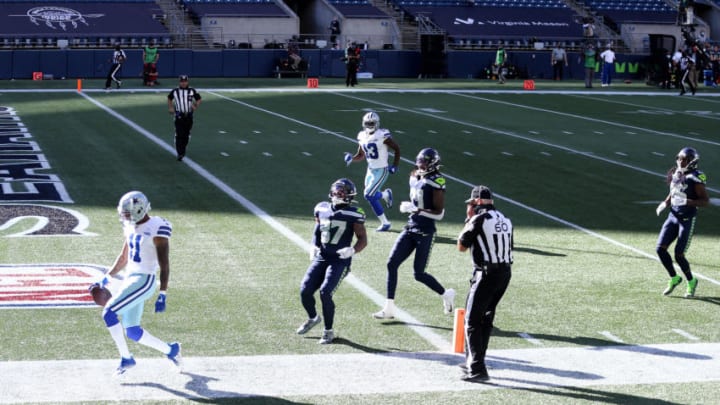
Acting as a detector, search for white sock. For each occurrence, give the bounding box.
[138,330,171,355]
[378,214,389,225]
[108,324,131,358]
[385,299,395,311]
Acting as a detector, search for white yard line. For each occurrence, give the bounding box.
[571,94,720,122]
[672,329,701,341]
[517,332,543,346]
[2,342,719,403]
[78,92,451,353]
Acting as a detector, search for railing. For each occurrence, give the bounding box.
[0,33,173,49]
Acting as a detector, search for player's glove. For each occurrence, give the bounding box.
[343,152,353,166]
[88,276,109,292]
[655,201,668,216]
[389,165,398,174]
[309,246,320,260]
[337,247,355,259]
[671,192,687,207]
[155,292,166,313]
[399,201,416,214]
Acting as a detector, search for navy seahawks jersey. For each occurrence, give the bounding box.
[407,172,445,233]
[313,202,365,260]
[670,168,707,218]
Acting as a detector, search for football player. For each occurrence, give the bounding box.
[297,178,367,344]
[344,111,400,232]
[373,148,455,319]
[89,191,181,375]
[655,147,708,297]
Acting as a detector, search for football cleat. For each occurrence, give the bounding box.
[384,188,393,209]
[116,80,122,89]
[167,342,182,369]
[685,278,698,298]
[442,288,456,314]
[372,309,395,319]
[318,329,335,344]
[663,275,682,296]
[376,223,391,232]
[296,316,321,335]
[115,356,136,376]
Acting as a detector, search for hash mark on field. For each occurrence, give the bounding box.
[394,130,405,134]
[594,131,604,135]
[220,152,229,157]
[615,152,628,156]
[462,130,472,134]
[262,152,272,157]
[501,152,513,156]
[428,130,437,134]
[626,131,637,135]
[562,131,574,135]
[599,331,624,343]
[541,152,552,156]
[518,332,543,346]
[239,140,248,144]
[463,151,475,156]
[689,132,699,135]
[652,152,665,156]
[253,130,261,134]
[218,130,227,134]
[289,130,298,134]
[529,130,540,135]
[302,152,312,156]
[672,329,700,341]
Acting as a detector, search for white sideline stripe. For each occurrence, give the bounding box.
[3,342,720,403]
[451,92,720,147]
[599,331,624,343]
[672,329,700,341]
[335,92,720,194]
[79,92,451,353]
[209,91,720,290]
[518,332,543,346]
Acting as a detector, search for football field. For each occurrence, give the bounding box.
[1,78,720,404]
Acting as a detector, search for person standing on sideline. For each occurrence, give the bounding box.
[655,147,708,298]
[373,148,455,319]
[600,44,616,87]
[90,191,181,376]
[142,40,160,86]
[344,111,400,232]
[581,42,598,88]
[296,178,367,344]
[679,50,697,95]
[345,42,360,87]
[329,17,341,48]
[105,45,126,90]
[551,44,568,80]
[167,75,202,161]
[457,185,513,383]
[494,44,507,84]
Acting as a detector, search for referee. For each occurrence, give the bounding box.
[104,45,126,90]
[167,75,202,161]
[457,185,513,383]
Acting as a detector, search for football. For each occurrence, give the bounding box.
[89,285,112,307]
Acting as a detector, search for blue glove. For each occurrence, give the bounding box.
[88,276,109,291]
[155,292,166,313]
[343,152,353,166]
[389,165,398,174]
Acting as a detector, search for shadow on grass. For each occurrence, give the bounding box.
[494,328,712,360]
[123,371,312,404]
[669,295,720,307]
[377,320,453,332]
[485,377,681,404]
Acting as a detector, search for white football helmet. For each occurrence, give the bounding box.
[362,112,380,133]
[117,191,151,225]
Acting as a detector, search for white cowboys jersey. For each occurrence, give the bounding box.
[357,128,392,169]
[122,216,172,275]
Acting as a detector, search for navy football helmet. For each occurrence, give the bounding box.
[677,147,699,172]
[415,147,441,175]
[329,178,357,206]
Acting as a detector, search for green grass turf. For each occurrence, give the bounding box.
[1,83,719,402]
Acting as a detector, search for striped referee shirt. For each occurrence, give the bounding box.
[112,49,126,64]
[459,208,513,269]
[167,87,201,114]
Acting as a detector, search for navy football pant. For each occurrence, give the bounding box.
[174,115,193,157]
[656,213,696,279]
[464,267,511,375]
[300,258,349,330]
[386,229,445,299]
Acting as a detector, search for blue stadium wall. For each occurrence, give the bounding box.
[0,49,647,80]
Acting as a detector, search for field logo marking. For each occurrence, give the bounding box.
[0,204,95,237]
[0,264,105,308]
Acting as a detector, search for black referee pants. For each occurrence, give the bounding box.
[105,63,122,88]
[464,266,511,376]
[174,114,193,158]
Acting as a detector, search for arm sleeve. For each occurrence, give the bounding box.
[167,90,174,100]
[193,90,202,101]
[458,216,480,248]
